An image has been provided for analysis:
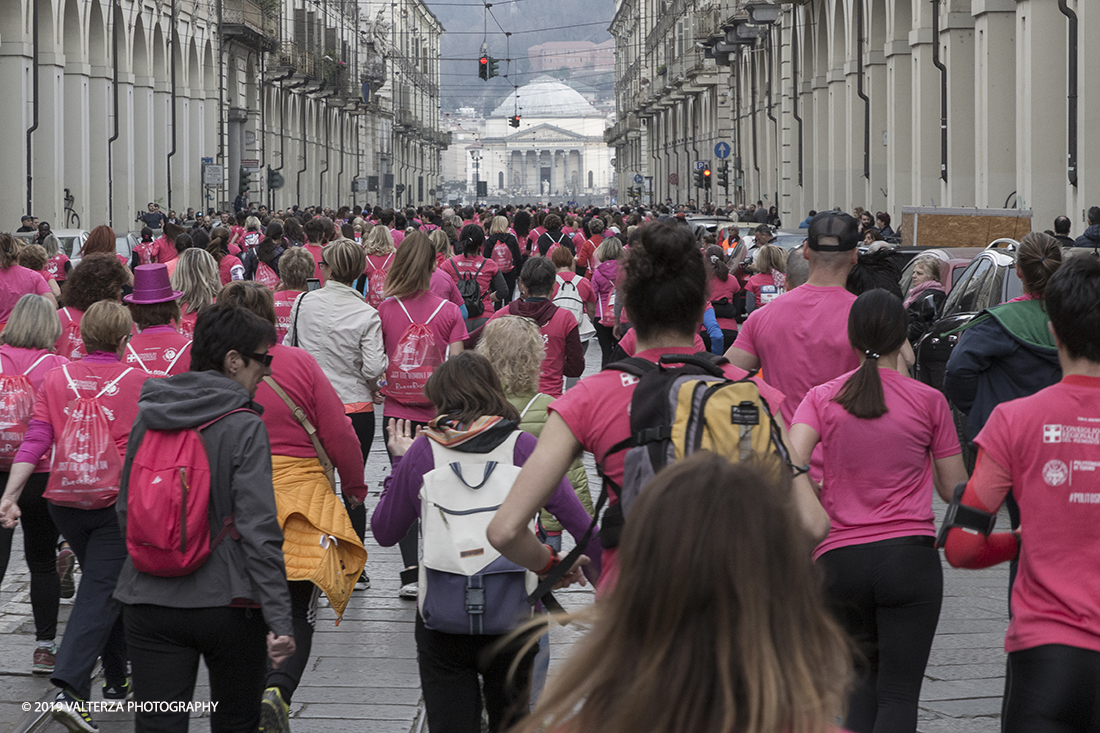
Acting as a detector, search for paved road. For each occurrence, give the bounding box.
[0,344,1010,732]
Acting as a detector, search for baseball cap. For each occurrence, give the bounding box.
[807,212,859,251]
[21,214,33,222]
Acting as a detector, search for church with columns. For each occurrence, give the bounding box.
[473,77,613,204]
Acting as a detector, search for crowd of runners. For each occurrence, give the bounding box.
[0,201,1095,733]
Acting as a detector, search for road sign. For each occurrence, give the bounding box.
[714,142,731,159]
[694,160,708,171]
[201,156,213,165]
[633,173,643,185]
[202,165,223,186]
[668,173,679,185]
[241,158,260,172]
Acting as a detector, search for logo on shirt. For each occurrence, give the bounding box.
[1043,459,1069,487]
[619,373,639,388]
[1042,424,1100,445]
[163,348,178,362]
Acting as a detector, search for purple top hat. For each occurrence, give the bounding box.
[123,264,183,304]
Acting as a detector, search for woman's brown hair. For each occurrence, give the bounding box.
[385,232,434,300]
[217,280,277,325]
[81,225,116,256]
[511,452,851,733]
[704,244,729,282]
[1016,231,1063,297]
[0,234,21,269]
[62,254,128,311]
[423,351,520,425]
[832,288,908,419]
[207,226,231,263]
[622,222,706,341]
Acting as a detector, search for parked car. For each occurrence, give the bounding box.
[913,242,1022,392]
[14,229,90,259]
[898,247,985,298]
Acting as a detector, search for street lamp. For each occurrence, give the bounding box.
[745,2,782,25]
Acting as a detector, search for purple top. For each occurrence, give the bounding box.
[371,430,602,581]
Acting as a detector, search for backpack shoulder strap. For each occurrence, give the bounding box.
[165,341,192,372]
[475,258,487,276]
[519,393,548,419]
[425,299,447,325]
[60,365,80,399]
[22,353,52,375]
[383,252,394,267]
[290,291,308,348]
[262,376,336,492]
[198,406,256,431]
[126,343,152,373]
[449,260,461,278]
[604,356,658,378]
[94,367,135,398]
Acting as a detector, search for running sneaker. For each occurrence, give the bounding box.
[56,547,76,599]
[398,582,418,599]
[355,572,370,589]
[32,643,57,675]
[102,678,132,701]
[260,687,290,733]
[52,689,98,732]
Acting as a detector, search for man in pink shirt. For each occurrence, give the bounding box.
[725,212,860,423]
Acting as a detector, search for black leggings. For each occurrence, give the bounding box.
[1003,644,1100,733]
[266,580,320,702]
[0,472,60,641]
[384,415,431,578]
[346,411,375,544]
[817,537,943,733]
[593,322,618,368]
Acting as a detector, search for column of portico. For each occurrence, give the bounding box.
[827,65,847,208]
[909,5,943,207]
[88,62,111,227]
[844,55,868,210]
[972,0,1014,209]
[884,32,912,220]
[188,77,205,208]
[865,46,888,214]
[0,47,27,228]
[811,72,829,208]
[153,73,170,204]
[1074,0,1098,220]
[943,0,975,207]
[1015,0,1069,226]
[112,66,136,229]
[63,60,91,226]
[33,51,64,222]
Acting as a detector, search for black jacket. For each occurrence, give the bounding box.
[1073,224,1100,248]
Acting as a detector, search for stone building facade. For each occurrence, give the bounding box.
[0,0,447,231]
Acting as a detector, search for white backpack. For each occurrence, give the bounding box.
[418,431,536,635]
[553,275,596,343]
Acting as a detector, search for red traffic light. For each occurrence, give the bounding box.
[479,56,487,65]
[703,169,712,177]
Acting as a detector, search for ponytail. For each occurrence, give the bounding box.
[705,245,729,282]
[831,289,907,419]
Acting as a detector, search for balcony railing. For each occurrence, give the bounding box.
[221,0,278,50]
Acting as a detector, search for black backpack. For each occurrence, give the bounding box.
[451,259,487,319]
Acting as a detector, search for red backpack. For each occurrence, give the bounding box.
[255,260,280,290]
[489,235,514,274]
[366,253,394,308]
[44,366,134,509]
[0,354,51,470]
[125,408,254,577]
[381,299,445,407]
[55,308,84,361]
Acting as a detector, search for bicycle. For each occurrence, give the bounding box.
[63,188,80,229]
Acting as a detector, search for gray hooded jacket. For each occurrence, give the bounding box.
[112,370,293,637]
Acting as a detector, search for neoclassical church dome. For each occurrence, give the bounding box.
[490,76,601,118]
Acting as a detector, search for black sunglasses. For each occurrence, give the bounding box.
[243,351,274,367]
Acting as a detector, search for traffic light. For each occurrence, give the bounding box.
[702,168,712,190]
[509,115,520,128]
[267,166,285,191]
[717,163,729,189]
[694,169,704,188]
[395,183,406,198]
[238,166,250,196]
[479,55,488,80]
[488,57,500,79]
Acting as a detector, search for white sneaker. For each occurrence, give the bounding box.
[398,582,418,599]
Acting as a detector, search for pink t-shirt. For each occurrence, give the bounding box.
[792,368,960,561]
[618,328,704,356]
[390,229,405,248]
[219,255,244,286]
[273,290,303,344]
[46,253,71,281]
[550,346,784,591]
[178,306,200,340]
[0,345,70,472]
[445,255,500,317]
[429,267,463,310]
[377,291,466,422]
[154,236,178,264]
[733,284,859,422]
[745,272,786,308]
[125,325,192,376]
[0,266,50,324]
[708,275,741,332]
[363,253,396,308]
[974,375,1100,654]
[303,243,324,280]
[486,304,579,398]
